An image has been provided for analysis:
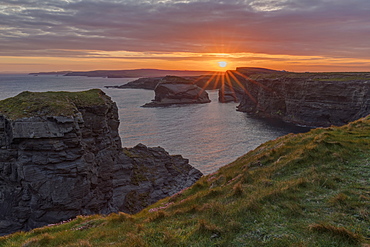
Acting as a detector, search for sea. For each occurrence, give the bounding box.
[0,74,310,174]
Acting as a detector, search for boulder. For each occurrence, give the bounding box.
[0,89,202,235]
[142,76,211,107]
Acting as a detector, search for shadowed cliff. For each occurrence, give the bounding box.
[231,70,370,127]
[0,89,202,235]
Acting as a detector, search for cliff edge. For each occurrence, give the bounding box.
[236,72,370,127]
[2,114,368,246]
[0,89,202,235]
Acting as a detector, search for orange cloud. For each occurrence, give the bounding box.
[1,0,370,72]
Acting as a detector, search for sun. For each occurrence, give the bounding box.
[218,61,228,68]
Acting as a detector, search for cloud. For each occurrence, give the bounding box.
[1,0,370,60]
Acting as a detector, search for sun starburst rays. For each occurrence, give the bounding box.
[190,68,263,105]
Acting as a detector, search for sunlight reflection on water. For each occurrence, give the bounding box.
[0,74,310,174]
[107,88,309,174]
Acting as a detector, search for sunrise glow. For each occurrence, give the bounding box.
[1,1,370,73]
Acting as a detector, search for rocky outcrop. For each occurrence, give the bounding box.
[236,72,370,127]
[117,144,202,213]
[0,89,202,236]
[142,76,211,107]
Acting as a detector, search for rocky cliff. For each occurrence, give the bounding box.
[218,72,247,103]
[0,89,202,236]
[142,76,211,107]
[236,72,370,127]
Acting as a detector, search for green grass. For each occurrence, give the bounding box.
[0,89,106,120]
[1,116,369,246]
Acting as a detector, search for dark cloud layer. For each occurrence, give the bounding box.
[1,0,370,59]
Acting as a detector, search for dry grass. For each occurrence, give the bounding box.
[309,223,363,243]
[1,116,369,246]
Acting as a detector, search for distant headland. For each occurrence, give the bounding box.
[29,67,370,127]
[29,69,216,78]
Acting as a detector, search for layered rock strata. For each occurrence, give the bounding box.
[236,72,370,127]
[0,89,202,235]
[142,76,211,107]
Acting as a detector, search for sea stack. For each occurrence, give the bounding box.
[142,76,211,107]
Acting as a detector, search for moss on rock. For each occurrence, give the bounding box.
[0,89,106,120]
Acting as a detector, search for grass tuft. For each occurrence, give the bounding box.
[21,233,54,247]
[232,182,244,197]
[123,232,147,247]
[309,223,363,243]
[107,212,134,223]
[194,219,222,236]
[68,240,92,247]
[328,193,349,205]
[147,211,167,222]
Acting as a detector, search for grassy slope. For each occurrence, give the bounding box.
[0,89,105,120]
[1,116,369,247]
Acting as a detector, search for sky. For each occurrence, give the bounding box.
[1,0,370,73]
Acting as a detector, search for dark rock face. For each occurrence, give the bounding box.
[117,144,202,214]
[218,76,246,103]
[236,73,370,127]
[142,76,211,107]
[0,90,202,236]
[218,86,240,103]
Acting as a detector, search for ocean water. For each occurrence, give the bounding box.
[0,74,309,174]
